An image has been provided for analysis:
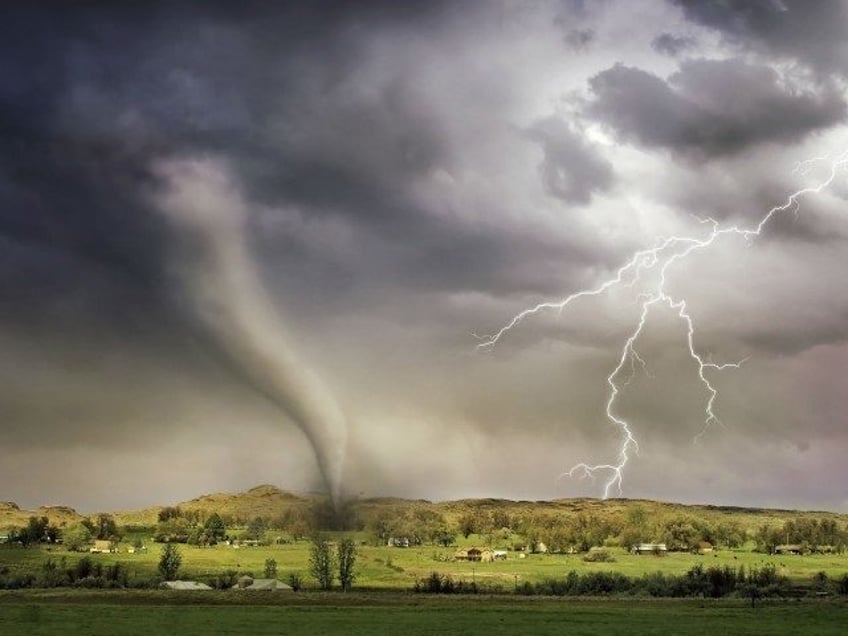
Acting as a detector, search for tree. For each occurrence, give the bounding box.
[22,516,49,545]
[63,523,93,552]
[264,558,278,579]
[158,543,182,581]
[94,514,120,541]
[154,518,191,543]
[204,513,226,543]
[309,537,335,590]
[457,512,480,539]
[244,517,267,541]
[337,538,357,592]
[158,506,182,522]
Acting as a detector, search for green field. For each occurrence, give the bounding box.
[4,540,848,589]
[5,486,848,634]
[1,592,847,635]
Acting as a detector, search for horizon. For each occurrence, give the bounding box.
[3,1,848,514]
[9,483,848,519]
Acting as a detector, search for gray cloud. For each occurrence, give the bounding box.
[526,116,615,204]
[586,59,846,158]
[651,32,696,56]
[673,0,848,76]
[565,28,596,52]
[3,1,848,512]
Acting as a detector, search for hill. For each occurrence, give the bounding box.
[3,486,848,536]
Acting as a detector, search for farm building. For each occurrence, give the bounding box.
[387,537,410,548]
[454,547,494,562]
[161,581,212,590]
[89,539,116,553]
[774,544,804,555]
[233,576,293,591]
[631,543,668,555]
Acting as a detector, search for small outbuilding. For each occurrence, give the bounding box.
[161,581,213,590]
[89,539,116,554]
[774,544,804,555]
[232,576,293,591]
[631,543,668,555]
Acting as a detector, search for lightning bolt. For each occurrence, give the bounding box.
[476,151,848,498]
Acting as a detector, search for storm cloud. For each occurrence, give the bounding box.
[586,59,846,159]
[2,1,848,512]
[673,0,848,76]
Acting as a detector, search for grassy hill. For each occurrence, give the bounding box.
[3,485,848,534]
[110,484,313,527]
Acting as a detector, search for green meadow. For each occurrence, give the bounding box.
[4,539,848,589]
[1,592,847,636]
[5,486,848,634]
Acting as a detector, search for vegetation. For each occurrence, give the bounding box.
[309,538,335,591]
[2,594,848,636]
[4,484,848,597]
[5,486,848,634]
[337,539,357,592]
[157,544,182,581]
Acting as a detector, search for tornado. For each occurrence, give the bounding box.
[152,157,347,506]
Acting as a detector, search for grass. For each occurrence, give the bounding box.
[1,592,847,635]
[4,540,848,589]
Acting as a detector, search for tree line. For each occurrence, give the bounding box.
[415,564,848,605]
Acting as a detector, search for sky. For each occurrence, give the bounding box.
[3,0,848,513]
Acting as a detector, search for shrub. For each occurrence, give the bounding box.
[209,570,239,590]
[264,558,278,579]
[287,572,303,591]
[582,549,615,563]
[158,544,182,580]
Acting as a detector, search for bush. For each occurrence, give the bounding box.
[264,558,278,579]
[72,557,98,581]
[582,549,616,563]
[287,572,303,591]
[209,570,239,590]
[74,575,105,588]
[577,571,632,595]
[639,572,673,597]
[413,572,481,594]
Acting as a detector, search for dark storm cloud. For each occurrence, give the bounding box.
[3,0,848,511]
[673,0,848,75]
[0,0,553,326]
[0,0,604,467]
[651,32,696,57]
[585,59,846,159]
[526,116,614,204]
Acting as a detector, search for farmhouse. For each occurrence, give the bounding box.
[774,544,804,555]
[631,543,668,555]
[387,537,410,548]
[89,539,116,554]
[454,547,494,562]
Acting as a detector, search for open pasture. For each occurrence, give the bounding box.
[4,539,848,589]
[1,591,847,635]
